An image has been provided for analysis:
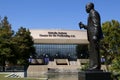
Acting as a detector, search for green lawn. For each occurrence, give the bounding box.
[0,74,47,80]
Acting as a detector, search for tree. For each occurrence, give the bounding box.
[0,16,36,67]
[100,20,120,70]
[13,27,36,65]
[0,16,14,70]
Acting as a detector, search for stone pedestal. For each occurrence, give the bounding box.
[78,70,112,80]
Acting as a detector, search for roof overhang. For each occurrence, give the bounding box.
[30,29,89,44]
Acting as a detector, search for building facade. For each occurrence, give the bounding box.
[30,29,89,61]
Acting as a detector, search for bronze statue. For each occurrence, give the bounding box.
[79,2,103,70]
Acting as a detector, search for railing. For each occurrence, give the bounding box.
[0,66,25,72]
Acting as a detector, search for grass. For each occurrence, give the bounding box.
[0,74,47,80]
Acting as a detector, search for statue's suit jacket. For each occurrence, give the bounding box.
[86,9,103,42]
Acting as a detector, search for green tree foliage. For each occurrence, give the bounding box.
[0,16,35,66]
[110,56,120,80]
[100,20,120,68]
[13,27,35,65]
[110,56,120,74]
[0,16,14,67]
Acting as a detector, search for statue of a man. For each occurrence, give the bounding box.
[79,2,103,70]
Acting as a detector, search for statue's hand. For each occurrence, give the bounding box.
[79,22,84,29]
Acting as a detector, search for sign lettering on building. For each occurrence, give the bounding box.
[39,31,75,38]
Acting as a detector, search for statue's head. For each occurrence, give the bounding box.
[86,2,94,13]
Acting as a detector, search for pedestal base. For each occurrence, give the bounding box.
[78,70,112,80]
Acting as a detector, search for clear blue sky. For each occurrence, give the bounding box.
[0,0,120,31]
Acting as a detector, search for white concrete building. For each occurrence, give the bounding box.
[30,29,88,44]
[27,30,89,77]
[30,29,89,61]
